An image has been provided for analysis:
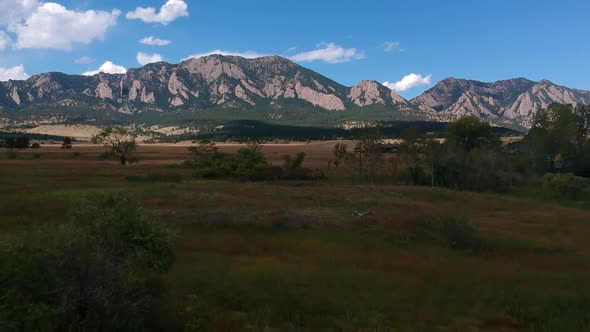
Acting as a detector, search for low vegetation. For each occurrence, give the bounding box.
[0,193,175,331]
[184,139,324,181]
[1,103,589,330]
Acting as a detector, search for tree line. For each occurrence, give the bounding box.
[333,103,590,197]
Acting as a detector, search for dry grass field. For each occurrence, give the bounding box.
[1,142,590,331]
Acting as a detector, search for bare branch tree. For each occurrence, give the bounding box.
[92,127,138,165]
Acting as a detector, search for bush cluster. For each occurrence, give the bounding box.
[185,140,324,181]
[543,173,590,200]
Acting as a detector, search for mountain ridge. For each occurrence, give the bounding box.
[1,55,589,128]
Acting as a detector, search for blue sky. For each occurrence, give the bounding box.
[0,0,589,98]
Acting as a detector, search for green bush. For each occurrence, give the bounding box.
[248,164,284,181]
[313,168,327,180]
[0,193,175,331]
[98,151,111,160]
[32,153,41,159]
[543,173,590,200]
[282,167,313,180]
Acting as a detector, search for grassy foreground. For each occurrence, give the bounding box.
[1,145,590,331]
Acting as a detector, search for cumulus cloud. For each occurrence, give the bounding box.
[140,36,171,46]
[383,73,432,92]
[0,0,40,26]
[137,52,163,65]
[182,49,268,61]
[290,42,365,64]
[82,61,126,76]
[10,2,120,50]
[126,0,188,25]
[0,64,29,81]
[0,30,11,50]
[382,41,400,52]
[74,56,95,64]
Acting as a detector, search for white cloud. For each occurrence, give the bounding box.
[140,36,171,46]
[0,30,11,50]
[382,41,400,52]
[74,56,95,64]
[126,0,188,25]
[137,52,163,65]
[0,64,29,81]
[383,73,432,92]
[11,2,120,50]
[182,49,268,61]
[0,0,40,26]
[285,46,297,53]
[82,61,126,76]
[290,42,365,64]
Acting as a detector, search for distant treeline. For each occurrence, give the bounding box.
[0,131,65,141]
[162,120,518,142]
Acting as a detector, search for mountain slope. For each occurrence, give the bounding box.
[0,55,408,115]
[1,55,589,129]
[412,77,590,124]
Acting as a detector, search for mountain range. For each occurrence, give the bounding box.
[1,54,589,128]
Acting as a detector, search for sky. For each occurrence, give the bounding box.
[0,0,589,99]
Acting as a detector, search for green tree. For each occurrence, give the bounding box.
[92,127,138,165]
[446,116,497,152]
[525,103,589,175]
[0,193,175,331]
[332,142,348,168]
[401,126,425,185]
[283,152,306,170]
[354,127,383,182]
[3,136,30,149]
[61,137,73,150]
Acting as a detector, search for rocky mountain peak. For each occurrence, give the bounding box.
[0,55,588,128]
[348,80,407,107]
[412,76,589,125]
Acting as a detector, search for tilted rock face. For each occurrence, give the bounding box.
[10,87,20,105]
[0,55,401,114]
[140,88,155,104]
[95,82,113,99]
[177,55,350,110]
[348,80,408,107]
[167,72,190,100]
[1,54,587,126]
[411,77,590,125]
[293,82,346,110]
[128,80,142,101]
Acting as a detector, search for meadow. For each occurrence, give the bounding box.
[2,143,590,331]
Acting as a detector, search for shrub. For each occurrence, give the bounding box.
[543,173,590,200]
[31,143,41,149]
[313,168,327,180]
[247,165,284,181]
[98,151,111,160]
[32,153,41,159]
[282,167,313,180]
[0,193,175,330]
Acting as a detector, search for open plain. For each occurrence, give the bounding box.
[2,143,590,331]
